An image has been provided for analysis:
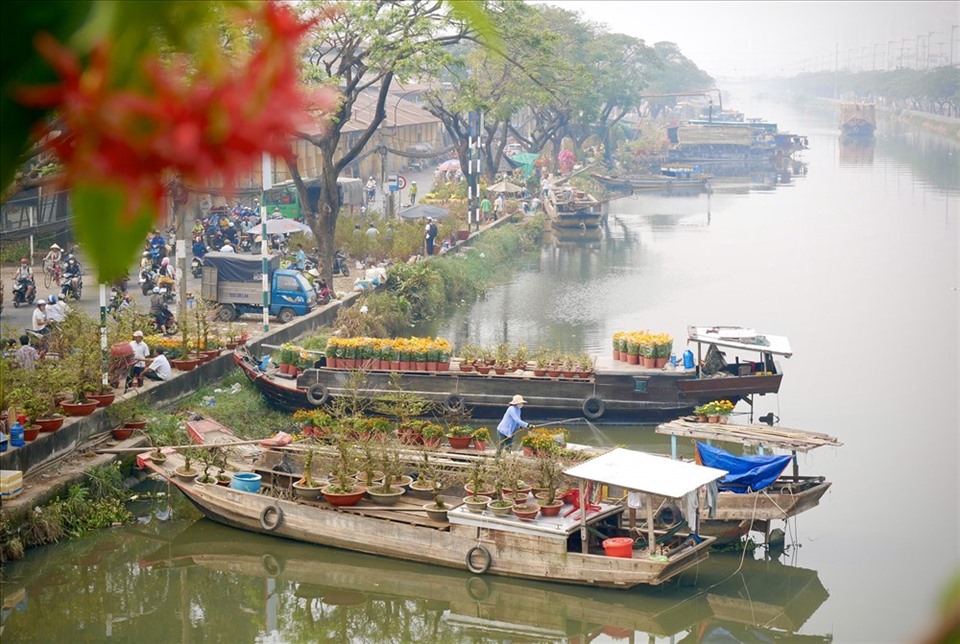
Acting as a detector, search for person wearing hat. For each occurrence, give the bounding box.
[409,180,418,206]
[424,216,438,256]
[43,243,62,269]
[128,331,150,387]
[496,394,530,455]
[30,300,49,335]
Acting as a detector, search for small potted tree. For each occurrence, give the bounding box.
[535,450,566,517]
[321,435,366,507]
[471,427,490,452]
[107,395,151,440]
[366,444,406,506]
[292,447,326,501]
[462,459,492,513]
[487,456,515,517]
[174,449,200,481]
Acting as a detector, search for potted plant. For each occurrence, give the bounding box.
[409,451,437,499]
[511,343,529,373]
[7,385,47,441]
[321,436,366,506]
[195,450,219,484]
[487,456,515,517]
[512,501,541,520]
[493,342,510,374]
[532,349,549,377]
[57,311,103,414]
[463,458,494,499]
[366,445,406,506]
[175,449,200,481]
[292,447,325,501]
[420,422,445,448]
[692,404,709,422]
[445,425,474,450]
[224,323,240,349]
[458,344,478,372]
[422,466,459,522]
[535,450,566,516]
[107,395,151,439]
[472,427,490,451]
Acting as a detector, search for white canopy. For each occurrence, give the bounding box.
[563,448,727,499]
[687,325,792,357]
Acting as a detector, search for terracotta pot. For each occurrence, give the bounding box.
[561,370,576,378]
[293,480,325,501]
[124,420,148,430]
[423,437,442,448]
[390,360,401,371]
[627,353,640,365]
[398,361,411,371]
[512,503,540,520]
[463,495,491,514]
[23,425,41,442]
[476,366,491,375]
[533,369,547,377]
[696,415,708,423]
[201,349,221,360]
[707,416,720,423]
[35,416,65,432]
[474,440,487,452]
[539,501,564,517]
[447,435,473,450]
[578,371,592,378]
[61,400,99,416]
[111,427,134,440]
[655,357,668,368]
[171,358,201,371]
[226,342,238,350]
[613,349,620,361]
[322,485,366,507]
[87,392,117,407]
[494,367,507,375]
[437,361,450,372]
[459,363,475,373]
[642,357,657,368]
[425,361,438,371]
[546,370,561,378]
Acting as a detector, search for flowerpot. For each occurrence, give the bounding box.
[463,495,491,514]
[323,485,366,507]
[426,361,438,371]
[561,370,576,378]
[201,349,221,360]
[642,357,657,368]
[23,425,41,442]
[522,447,535,457]
[149,452,167,464]
[602,537,634,558]
[175,467,199,482]
[707,416,720,423]
[538,500,563,517]
[475,366,491,375]
[87,392,116,407]
[216,474,233,487]
[696,415,708,423]
[293,480,326,501]
[124,420,148,430]
[226,342,238,350]
[390,361,401,371]
[407,481,436,500]
[509,491,530,503]
[458,363,474,372]
[230,472,262,493]
[494,367,507,375]
[464,485,495,498]
[397,429,421,445]
[488,501,514,517]
[61,400,99,416]
[456,229,470,241]
[111,427,134,440]
[447,435,473,450]
[655,357,668,368]
[366,486,405,506]
[627,353,640,365]
[417,361,428,371]
[613,349,621,361]
[578,371,592,379]
[422,436,442,448]
[423,503,449,522]
[533,369,547,377]
[437,361,450,372]
[279,363,292,375]
[512,503,540,520]
[398,361,411,371]
[35,416,65,432]
[718,416,729,424]
[171,358,201,372]
[473,440,487,452]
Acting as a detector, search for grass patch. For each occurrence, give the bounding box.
[175,371,293,440]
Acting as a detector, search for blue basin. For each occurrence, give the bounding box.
[229,472,262,494]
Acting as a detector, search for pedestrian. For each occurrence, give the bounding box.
[480,195,492,222]
[16,335,39,370]
[493,193,504,220]
[128,330,150,387]
[295,244,307,270]
[365,222,380,237]
[143,347,172,382]
[424,217,438,256]
[496,394,529,455]
[409,181,418,205]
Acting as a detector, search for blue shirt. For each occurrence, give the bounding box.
[295,249,307,270]
[497,405,528,438]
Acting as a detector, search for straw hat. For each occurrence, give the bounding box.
[510,394,527,405]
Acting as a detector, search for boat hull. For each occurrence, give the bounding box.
[236,353,783,422]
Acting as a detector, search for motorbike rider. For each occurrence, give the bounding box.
[32,300,50,335]
[61,256,83,298]
[192,235,207,258]
[223,221,239,245]
[150,286,171,334]
[14,258,35,302]
[157,257,176,292]
[46,294,67,322]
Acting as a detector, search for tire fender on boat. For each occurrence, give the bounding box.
[443,394,466,413]
[260,503,283,531]
[466,545,492,574]
[306,383,329,406]
[582,396,605,420]
[656,503,681,526]
[260,553,284,576]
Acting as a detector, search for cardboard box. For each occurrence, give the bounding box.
[0,470,23,499]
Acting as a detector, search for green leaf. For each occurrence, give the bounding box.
[71,182,155,282]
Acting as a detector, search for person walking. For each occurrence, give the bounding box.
[409,181,418,205]
[496,394,530,455]
[480,195,492,222]
[15,335,39,370]
[493,193,504,220]
[424,217,438,256]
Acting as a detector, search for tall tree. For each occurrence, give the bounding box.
[293,0,469,283]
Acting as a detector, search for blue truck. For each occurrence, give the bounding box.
[201,252,315,323]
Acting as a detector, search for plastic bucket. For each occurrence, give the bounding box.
[602,537,634,558]
[229,472,262,494]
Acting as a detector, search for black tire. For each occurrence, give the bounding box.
[466,576,491,602]
[260,553,284,576]
[165,320,179,336]
[656,503,682,526]
[466,545,491,574]
[141,283,150,296]
[277,307,295,324]
[306,383,329,406]
[259,503,283,531]
[13,300,19,308]
[442,394,466,414]
[215,304,236,322]
[582,396,605,420]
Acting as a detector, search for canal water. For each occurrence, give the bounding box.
[2,87,957,643]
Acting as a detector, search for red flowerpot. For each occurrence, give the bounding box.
[426,361,438,371]
[322,486,366,507]
[476,366,491,375]
[437,361,450,372]
[23,425,41,442]
[494,367,507,375]
[398,361,411,371]
[61,401,99,416]
[35,416,65,432]
[447,435,473,450]
[533,369,547,377]
[226,342,238,350]
[124,420,148,430]
[111,427,134,440]
[459,364,475,372]
[642,357,657,368]
[390,361,400,371]
[171,358,201,371]
[539,501,563,517]
[474,440,487,451]
[87,392,116,407]
[627,353,640,365]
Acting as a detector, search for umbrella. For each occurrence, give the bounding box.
[398,204,450,220]
[437,159,461,172]
[263,219,313,235]
[487,179,523,194]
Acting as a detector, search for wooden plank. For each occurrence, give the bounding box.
[656,419,842,452]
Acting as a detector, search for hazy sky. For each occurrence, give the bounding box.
[543,1,959,78]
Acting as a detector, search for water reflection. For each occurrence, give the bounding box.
[1,517,832,642]
[839,138,876,166]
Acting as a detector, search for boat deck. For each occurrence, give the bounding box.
[293,494,463,530]
[449,502,621,539]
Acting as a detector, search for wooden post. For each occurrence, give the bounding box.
[645,492,656,554]
[792,449,799,478]
[579,479,588,554]
[628,507,636,534]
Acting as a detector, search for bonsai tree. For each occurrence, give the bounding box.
[465,459,491,500]
[371,373,431,424]
[511,343,529,371]
[459,343,479,366]
[537,449,567,506]
[196,448,219,484]
[176,448,200,476]
[8,384,49,427]
[375,442,404,494]
[324,433,360,493]
[106,395,151,427]
[58,310,103,401]
[493,341,510,369]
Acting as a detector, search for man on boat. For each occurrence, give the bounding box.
[496,394,529,454]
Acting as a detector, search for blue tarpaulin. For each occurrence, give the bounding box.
[696,442,791,493]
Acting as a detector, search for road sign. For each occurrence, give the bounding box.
[396,174,407,190]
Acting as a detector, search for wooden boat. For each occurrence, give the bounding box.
[236,325,793,423]
[839,102,876,139]
[141,444,726,590]
[542,186,604,229]
[589,170,710,193]
[656,418,842,535]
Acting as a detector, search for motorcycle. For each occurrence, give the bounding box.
[238,234,253,252]
[140,269,157,295]
[60,275,83,301]
[191,256,204,279]
[11,278,36,308]
[333,250,350,277]
[141,308,178,336]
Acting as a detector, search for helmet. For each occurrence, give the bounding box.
[143,251,150,257]
[68,257,76,263]
[152,286,161,294]
[37,300,46,307]
[161,257,169,266]
[48,295,58,304]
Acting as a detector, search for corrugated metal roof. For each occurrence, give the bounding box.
[564,448,726,498]
[342,92,440,133]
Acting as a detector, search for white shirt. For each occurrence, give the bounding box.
[130,340,150,368]
[220,244,235,254]
[148,354,172,380]
[46,303,66,322]
[32,308,48,331]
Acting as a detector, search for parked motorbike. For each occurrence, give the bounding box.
[11,278,36,308]
[191,256,204,279]
[333,250,350,277]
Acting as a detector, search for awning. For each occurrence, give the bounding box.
[399,204,450,220]
[564,448,726,499]
[486,179,524,194]
[687,325,792,357]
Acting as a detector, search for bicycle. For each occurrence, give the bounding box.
[42,260,62,289]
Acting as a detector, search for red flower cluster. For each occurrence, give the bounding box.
[16,1,334,225]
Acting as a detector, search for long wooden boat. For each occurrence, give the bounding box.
[656,418,842,529]
[236,325,792,423]
[141,446,726,590]
[542,187,604,229]
[839,102,876,139]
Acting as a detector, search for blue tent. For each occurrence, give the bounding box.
[696,442,791,493]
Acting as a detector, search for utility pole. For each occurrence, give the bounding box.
[873,43,880,71]
[926,32,937,69]
[952,25,959,66]
[888,41,895,70]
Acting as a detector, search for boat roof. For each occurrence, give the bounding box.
[564,448,726,498]
[656,419,843,453]
[687,325,792,357]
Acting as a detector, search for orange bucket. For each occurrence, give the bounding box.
[602,537,634,558]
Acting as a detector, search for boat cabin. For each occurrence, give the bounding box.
[687,325,792,378]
